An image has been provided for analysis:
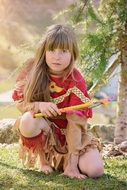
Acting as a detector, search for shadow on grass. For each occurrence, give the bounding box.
[0,161,127,190]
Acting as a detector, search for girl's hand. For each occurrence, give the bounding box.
[38,102,61,117]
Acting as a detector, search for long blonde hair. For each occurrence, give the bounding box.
[24,24,79,102]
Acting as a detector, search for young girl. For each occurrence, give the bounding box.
[12,24,104,179]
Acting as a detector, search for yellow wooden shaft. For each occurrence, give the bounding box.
[34,100,95,118]
[34,98,109,118]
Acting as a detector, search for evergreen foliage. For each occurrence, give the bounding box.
[55,0,127,91]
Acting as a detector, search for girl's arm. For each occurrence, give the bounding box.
[15,99,39,113]
[12,58,36,113]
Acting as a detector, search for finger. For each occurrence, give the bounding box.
[51,104,61,115]
[44,110,53,117]
[57,109,62,115]
[48,107,58,116]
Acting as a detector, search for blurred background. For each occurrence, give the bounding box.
[0,0,74,117]
[0,0,73,84]
[0,0,117,125]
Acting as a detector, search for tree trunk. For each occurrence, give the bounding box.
[114,22,127,144]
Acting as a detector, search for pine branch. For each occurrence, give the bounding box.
[75,0,89,23]
[89,52,120,96]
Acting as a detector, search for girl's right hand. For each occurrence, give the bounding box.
[38,102,61,118]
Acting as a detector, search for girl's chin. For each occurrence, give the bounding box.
[49,70,63,76]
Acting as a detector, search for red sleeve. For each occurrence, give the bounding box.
[12,58,34,101]
[12,89,23,101]
[68,68,92,118]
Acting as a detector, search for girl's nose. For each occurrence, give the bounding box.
[54,50,62,59]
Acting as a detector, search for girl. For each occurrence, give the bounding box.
[12,24,104,179]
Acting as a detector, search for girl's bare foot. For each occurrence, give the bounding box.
[64,154,87,179]
[38,148,53,174]
[64,165,87,179]
[39,165,53,174]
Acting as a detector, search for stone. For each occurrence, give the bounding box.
[0,119,19,144]
[89,124,115,142]
[119,141,127,152]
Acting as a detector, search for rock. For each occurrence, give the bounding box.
[89,124,115,142]
[0,119,19,144]
[119,141,127,152]
[102,143,127,157]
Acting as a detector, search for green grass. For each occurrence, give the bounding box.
[0,145,127,190]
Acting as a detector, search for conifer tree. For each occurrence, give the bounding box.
[57,0,127,144]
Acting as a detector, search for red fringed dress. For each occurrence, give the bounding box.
[12,60,100,169]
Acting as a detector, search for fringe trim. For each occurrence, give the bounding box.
[19,132,46,168]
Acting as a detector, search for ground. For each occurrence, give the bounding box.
[0,144,127,190]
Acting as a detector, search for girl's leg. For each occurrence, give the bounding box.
[19,111,53,173]
[78,148,104,178]
[19,111,50,137]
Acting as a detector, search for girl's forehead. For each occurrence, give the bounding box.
[45,32,73,51]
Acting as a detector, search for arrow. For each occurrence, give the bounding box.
[34,98,112,118]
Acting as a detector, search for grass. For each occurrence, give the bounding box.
[0,145,127,190]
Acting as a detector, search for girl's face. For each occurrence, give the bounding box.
[46,49,71,75]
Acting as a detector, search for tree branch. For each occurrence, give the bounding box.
[89,52,120,96]
[75,0,89,23]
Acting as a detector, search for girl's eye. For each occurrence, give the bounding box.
[49,49,55,52]
[62,49,68,53]
[48,49,69,53]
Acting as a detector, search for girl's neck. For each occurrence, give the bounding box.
[49,70,63,78]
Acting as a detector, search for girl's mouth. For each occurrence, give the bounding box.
[52,63,61,65]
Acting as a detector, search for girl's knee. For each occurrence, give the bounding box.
[21,112,34,124]
[87,165,104,178]
[79,148,104,178]
[19,112,41,137]
[20,112,35,129]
